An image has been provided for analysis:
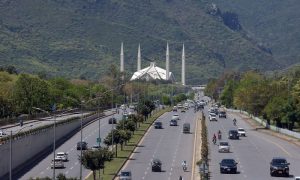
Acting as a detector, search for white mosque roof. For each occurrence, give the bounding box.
[130,62,175,82]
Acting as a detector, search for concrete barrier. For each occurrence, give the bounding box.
[227,109,300,139]
[0,113,105,179]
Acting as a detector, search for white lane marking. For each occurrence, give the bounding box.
[70,166,74,170]
[46,167,50,170]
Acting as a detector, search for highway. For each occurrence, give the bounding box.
[19,110,123,180]
[205,104,300,180]
[119,108,198,180]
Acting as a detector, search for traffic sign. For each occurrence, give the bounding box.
[97,137,101,143]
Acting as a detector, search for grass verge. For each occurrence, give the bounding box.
[86,107,171,180]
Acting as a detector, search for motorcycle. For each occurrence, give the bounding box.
[212,137,217,145]
[182,164,187,171]
[218,133,222,140]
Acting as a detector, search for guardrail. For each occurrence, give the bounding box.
[227,109,300,139]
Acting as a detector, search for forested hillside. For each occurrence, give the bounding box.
[0,0,279,84]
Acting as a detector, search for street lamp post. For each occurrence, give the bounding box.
[80,101,84,180]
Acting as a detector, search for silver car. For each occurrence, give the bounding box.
[218,142,230,153]
[56,152,68,161]
[119,170,132,180]
[51,158,64,169]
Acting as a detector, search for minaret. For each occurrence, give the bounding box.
[137,44,141,71]
[120,42,124,73]
[182,43,186,86]
[166,42,170,80]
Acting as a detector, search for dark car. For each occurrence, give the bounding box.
[151,159,162,172]
[169,119,178,126]
[154,122,163,129]
[219,159,238,174]
[183,123,190,133]
[270,157,290,177]
[77,141,88,150]
[228,130,239,140]
[219,111,227,118]
[108,117,117,124]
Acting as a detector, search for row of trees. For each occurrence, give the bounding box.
[205,69,300,130]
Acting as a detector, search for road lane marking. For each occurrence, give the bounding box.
[70,166,74,170]
[46,167,50,170]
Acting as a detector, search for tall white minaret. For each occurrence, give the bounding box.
[137,44,141,71]
[182,43,186,86]
[166,42,170,80]
[120,42,124,73]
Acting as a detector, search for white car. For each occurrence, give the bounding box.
[120,104,126,110]
[0,130,6,137]
[129,105,135,109]
[51,158,64,168]
[171,114,180,121]
[237,128,246,137]
[218,142,230,153]
[56,152,68,161]
[209,113,217,121]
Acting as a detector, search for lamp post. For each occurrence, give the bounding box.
[80,101,84,180]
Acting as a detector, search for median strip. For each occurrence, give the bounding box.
[86,107,171,180]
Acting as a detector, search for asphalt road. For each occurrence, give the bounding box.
[20,109,124,180]
[119,108,197,180]
[205,104,300,180]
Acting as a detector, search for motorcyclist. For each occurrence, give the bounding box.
[179,175,183,180]
[182,160,187,171]
[218,130,222,140]
[212,134,217,144]
[233,118,237,126]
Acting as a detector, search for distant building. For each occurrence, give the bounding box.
[130,62,175,82]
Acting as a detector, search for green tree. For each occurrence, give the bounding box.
[79,148,113,180]
[220,80,238,108]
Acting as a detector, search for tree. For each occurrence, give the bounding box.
[162,95,171,106]
[79,148,113,180]
[220,80,238,108]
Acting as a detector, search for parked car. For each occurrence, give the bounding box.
[56,152,68,161]
[172,114,180,121]
[183,123,190,133]
[270,157,290,177]
[119,170,132,180]
[77,141,88,150]
[108,117,117,124]
[51,158,64,169]
[237,128,246,137]
[91,144,101,151]
[169,119,178,126]
[218,142,230,153]
[154,122,163,129]
[219,159,238,174]
[151,159,162,172]
[209,113,217,121]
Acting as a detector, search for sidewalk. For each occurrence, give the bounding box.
[230,111,300,147]
[193,112,202,180]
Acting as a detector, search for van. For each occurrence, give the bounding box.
[183,123,190,133]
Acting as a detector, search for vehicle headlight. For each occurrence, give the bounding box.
[272,166,278,169]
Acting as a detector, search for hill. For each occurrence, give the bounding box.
[212,0,300,67]
[0,0,279,84]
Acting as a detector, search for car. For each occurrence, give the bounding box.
[0,130,6,137]
[172,114,180,121]
[51,158,64,169]
[237,128,246,137]
[295,177,300,180]
[77,141,88,150]
[154,122,163,129]
[119,170,132,180]
[228,130,239,140]
[172,106,178,112]
[219,159,238,174]
[181,108,186,113]
[91,144,101,151]
[120,104,126,110]
[270,157,290,177]
[151,159,162,172]
[177,104,183,109]
[169,119,178,126]
[218,142,230,153]
[129,104,135,109]
[183,123,190,133]
[209,113,217,121]
[108,117,117,124]
[218,111,227,118]
[56,152,68,161]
